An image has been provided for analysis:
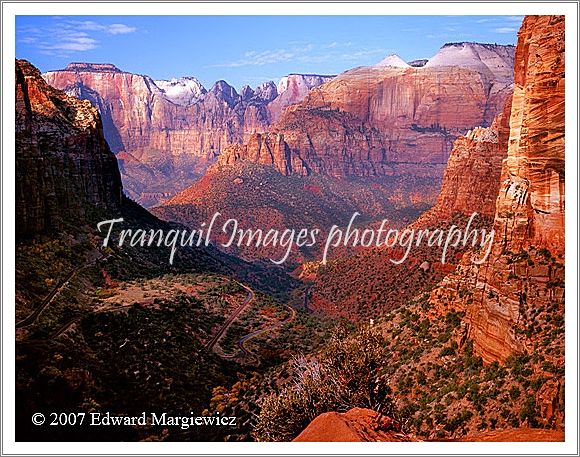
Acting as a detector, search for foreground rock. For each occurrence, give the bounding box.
[293,408,411,442]
[294,408,563,441]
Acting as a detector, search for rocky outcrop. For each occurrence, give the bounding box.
[42,66,269,204]
[408,59,428,67]
[415,94,512,224]
[153,76,206,106]
[293,408,410,442]
[429,16,565,365]
[374,54,410,68]
[426,42,515,82]
[16,59,123,240]
[44,65,331,205]
[218,106,388,177]
[294,408,564,442]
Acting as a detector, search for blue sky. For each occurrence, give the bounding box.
[16,15,522,90]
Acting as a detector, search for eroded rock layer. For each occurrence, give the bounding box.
[218,44,515,185]
[430,15,565,366]
[16,59,123,240]
[415,94,513,224]
[43,65,331,205]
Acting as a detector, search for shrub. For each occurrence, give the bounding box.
[254,325,396,441]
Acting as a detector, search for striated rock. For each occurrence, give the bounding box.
[415,94,512,224]
[220,44,515,187]
[218,106,388,178]
[293,408,410,442]
[268,73,335,122]
[16,59,122,240]
[42,66,270,205]
[429,16,565,365]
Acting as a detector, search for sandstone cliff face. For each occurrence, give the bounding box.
[42,65,269,204]
[268,73,335,122]
[16,59,123,240]
[430,16,565,366]
[415,95,512,224]
[43,65,331,205]
[218,105,388,178]
[217,44,514,184]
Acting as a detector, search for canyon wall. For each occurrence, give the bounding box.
[430,15,565,365]
[415,94,513,224]
[43,66,331,205]
[217,43,514,184]
[268,73,335,122]
[16,59,123,240]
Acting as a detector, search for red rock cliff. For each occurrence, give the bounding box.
[430,15,565,365]
[16,59,123,240]
[217,43,514,185]
[415,94,513,224]
[43,66,331,205]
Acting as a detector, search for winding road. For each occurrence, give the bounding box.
[16,249,108,330]
[205,282,297,360]
[204,282,255,351]
[19,267,296,362]
[231,304,296,359]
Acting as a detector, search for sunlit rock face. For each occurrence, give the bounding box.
[44,65,332,206]
[16,59,122,240]
[429,15,565,366]
[217,44,515,197]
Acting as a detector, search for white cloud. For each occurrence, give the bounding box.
[17,18,137,56]
[65,20,136,35]
[108,23,137,35]
[494,27,518,33]
[209,42,388,68]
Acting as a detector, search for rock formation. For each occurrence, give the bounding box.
[43,65,332,205]
[429,16,565,365]
[217,43,515,187]
[374,54,411,68]
[295,408,563,441]
[292,408,410,442]
[268,73,335,122]
[153,76,206,106]
[415,94,512,224]
[425,42,515,82]
[16,59,123,240]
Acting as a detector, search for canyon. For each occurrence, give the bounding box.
[215,42,514,181]
[288,14,565,441]
[15,13,566,444]
[43,65,333,206]
[44,42,513,207]
[154,42,515,264]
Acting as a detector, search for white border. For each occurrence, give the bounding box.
[2,2,578,455]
